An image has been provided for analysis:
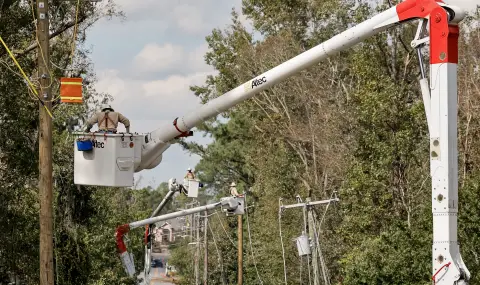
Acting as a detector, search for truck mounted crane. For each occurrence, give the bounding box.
[73,0,471,283]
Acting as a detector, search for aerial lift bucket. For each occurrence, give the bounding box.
[73,132,143,187]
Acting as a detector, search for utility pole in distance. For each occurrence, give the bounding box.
[237,214,243,285]
[37,0,54,284]
[279,195,339,285]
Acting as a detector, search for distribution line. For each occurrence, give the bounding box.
[70,0,80,65]
[303,203,312,285]
[0,35,53,118]
[29,0,54,91]
[0,59,39,101]
[214,211,236,248]
[30,0,78,103]
[208,220,226,285]
[313,191,337,285]
[299,255,302,285]
[244,194,264,284]
[317,191,335,231]
[278,199,287,285]
[313,217,330,285]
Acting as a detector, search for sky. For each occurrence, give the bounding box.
[84,0,251,188]
[84,0,479,189]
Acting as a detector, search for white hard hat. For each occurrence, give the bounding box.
[101,104,114,112]
[187,167,192,171]
[230,182,236,187]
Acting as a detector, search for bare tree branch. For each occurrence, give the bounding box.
[5,15,88,59]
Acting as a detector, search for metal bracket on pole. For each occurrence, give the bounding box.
[279,196,339,211]
[279,195,339,285]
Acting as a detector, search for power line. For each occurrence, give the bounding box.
[244,194,263,284]
[303,202,312,285]
[208,218,226,285]
[313,218,330,285]
[317,191,337,231]
[278,199,287,285]
[215,211,236,248]
[312,191,337,285]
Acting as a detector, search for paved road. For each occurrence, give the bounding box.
[149,251,175,285]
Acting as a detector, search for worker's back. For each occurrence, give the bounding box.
[89,110,130,132]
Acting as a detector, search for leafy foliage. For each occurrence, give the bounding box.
[172,1,480,285]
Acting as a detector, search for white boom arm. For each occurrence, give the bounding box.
[116,196,244,278]
[132,0,469,283]
[135,2,410,172]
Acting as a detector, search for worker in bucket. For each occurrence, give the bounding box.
[230,182,240,197]
[184,167,195,179]
[85,104,130,133]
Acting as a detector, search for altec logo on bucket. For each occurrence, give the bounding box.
[92,140,105,148]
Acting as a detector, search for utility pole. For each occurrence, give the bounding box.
[279,195,339,285]
[203,210,208,285]
[306,198,319,285]
[37,0,54,285]
[237,214,243,285]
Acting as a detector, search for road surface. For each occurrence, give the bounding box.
[149,251,175,285]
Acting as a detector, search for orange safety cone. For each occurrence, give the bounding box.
[60,77,83,103]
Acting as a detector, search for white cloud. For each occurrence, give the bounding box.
[188,44,211,72]
[173,4,208,34]
[95,68,212,122]
[133,43,185,73]
[110,0,246,34]
[132,42,213,74]
[142,72,211,99]
[95,69,129,103]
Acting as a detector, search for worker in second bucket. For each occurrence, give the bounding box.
[85,104,130,133]
[184,167,195,179]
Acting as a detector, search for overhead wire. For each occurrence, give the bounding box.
[317,190,337,234]
[278,199,287,285]
[244,193,264,284]
[312,191,338,285]
[208,218,226,285]
[29,0,55,91]
[70,0,80,66]
[303,205,312,285]
[313,217,330,285]
[214,211,236,248]
[0,0,4,18]
[299,255,302,285]
[0,59,40,101]
[0,59,25,79]
[29,0,82,103]
[0,35,53,118]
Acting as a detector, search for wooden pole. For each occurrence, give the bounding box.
[37,0,54,285]
[203,210,208,285]
[237,215,243,285]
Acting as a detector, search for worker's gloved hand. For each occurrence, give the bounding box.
[85,127,91,133]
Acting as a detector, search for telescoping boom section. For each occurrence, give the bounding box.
[75,0,469,283]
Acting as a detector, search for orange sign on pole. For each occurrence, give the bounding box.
[60,77,83,103]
